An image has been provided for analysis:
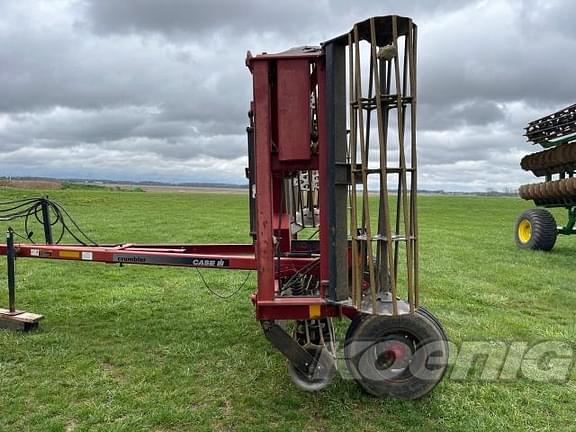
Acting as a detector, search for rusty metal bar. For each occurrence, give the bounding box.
[353,24,378,313]
[409,23,420,307]
[391,16,414,312]
[348,33,361,309]
[369,18,397,314]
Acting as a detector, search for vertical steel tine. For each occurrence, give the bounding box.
[409,23,420,307]
[370,18,397,315]
[394,175,401,283]
[377,58,392,299]
[391,16,414,313]
[348,32,360,308]
[365,47,374,157]
[354,24,378,314]
[402,30,409,97]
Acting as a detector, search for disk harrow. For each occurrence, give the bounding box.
[518,177,576,204]
[516,103,576,250]
[0,16,448,399]
[520,141,576,177]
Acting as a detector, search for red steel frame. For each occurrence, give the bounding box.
[0,16,451,400]
[0,47,358,322]
[247,47,357,320]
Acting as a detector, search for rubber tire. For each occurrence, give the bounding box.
[287,319,336,392]
[287,345,336,392]
[344,309,448,400]
[345,307,448,354]
[416,306,448,342]
[514,208,557,251]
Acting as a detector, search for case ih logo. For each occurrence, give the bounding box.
[191,258,226,267]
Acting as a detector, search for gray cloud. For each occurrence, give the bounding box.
[86,0,327,37]
[419,100,506,131]
[85,0,480,38]
[0,0,573,190]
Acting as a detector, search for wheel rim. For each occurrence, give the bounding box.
[374,335,415,374]
[518,219,532,243]
[360,332,419,383]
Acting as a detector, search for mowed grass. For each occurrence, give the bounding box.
[0,188,575,432]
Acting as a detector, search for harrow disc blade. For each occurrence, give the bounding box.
[519,176,576,204]
[520,141,576,176]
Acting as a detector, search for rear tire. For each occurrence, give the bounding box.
[344,309,448,400]
[514,208,557,251]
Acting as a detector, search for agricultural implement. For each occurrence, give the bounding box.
[0,16,448,399]
[516,104,576,251]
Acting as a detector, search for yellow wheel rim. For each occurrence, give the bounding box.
[518,219,532,243]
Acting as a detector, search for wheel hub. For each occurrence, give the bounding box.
[518,219,532,243]
[375,339,412,371]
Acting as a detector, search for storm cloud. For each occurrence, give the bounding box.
[0,0,574,190]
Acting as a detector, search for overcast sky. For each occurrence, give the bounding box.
[0,0,574,191]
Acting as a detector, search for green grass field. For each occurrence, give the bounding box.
[0,188,575,431]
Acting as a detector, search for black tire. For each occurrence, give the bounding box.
[514,208,557,251]
[287,318,336,392]
[287,345,336,392]
[345,307,448,352]
[344,310,448,400]
[416,306,448,342]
